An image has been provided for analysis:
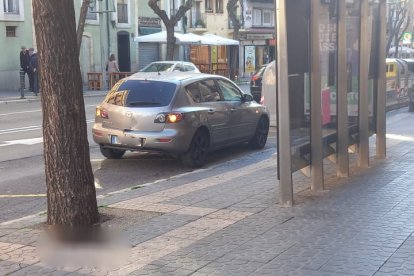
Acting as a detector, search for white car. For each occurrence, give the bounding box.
[139,61,201,73]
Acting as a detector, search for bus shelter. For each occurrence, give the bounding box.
[275,0,386,206]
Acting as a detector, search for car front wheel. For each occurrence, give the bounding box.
[100,146,125,159]
[249,116,269,149]
[181,129,210,168]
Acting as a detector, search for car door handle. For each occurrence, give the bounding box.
[208,109,215,114]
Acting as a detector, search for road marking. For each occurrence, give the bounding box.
[0,119,95,136]
[0,110,41,116]
[0,105,96,117]
[0,194,46,198]
[0,137,43,147]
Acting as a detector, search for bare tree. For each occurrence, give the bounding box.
[32,0,99,228]
[227,0,242,80]
[387,0,413,57]
[148,0,194,60]
[77,0,92,54]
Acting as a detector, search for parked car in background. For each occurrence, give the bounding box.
[93,72,269,168]
[250,64,268,103]
[139,61,201,73]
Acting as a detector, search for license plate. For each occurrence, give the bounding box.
[110,135,119,144]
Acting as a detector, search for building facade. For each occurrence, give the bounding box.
[0,0,139,91]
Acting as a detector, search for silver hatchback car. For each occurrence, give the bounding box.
[92,72,269,167]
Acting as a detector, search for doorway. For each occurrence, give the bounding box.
[117,31,131,72]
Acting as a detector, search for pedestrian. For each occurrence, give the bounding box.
[106,53,119,89]
[27,48,35,92]
[106,53,120,73]
[19,46,30,90]
[29,48,39,96]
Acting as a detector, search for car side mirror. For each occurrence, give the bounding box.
[241,94,253,103]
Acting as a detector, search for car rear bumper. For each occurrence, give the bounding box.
[92,123,192,154]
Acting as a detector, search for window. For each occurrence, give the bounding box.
[252,9,262,26]
[3,0,19,14]
[205,0,213,13]
[117,0,128,24]
[86,3,98,21]
[215,0,223,13]
[6,26,16,37]
[263,10,274,26]
[106,80,177,107]
[199,79,221,102]
[216,79,241,101]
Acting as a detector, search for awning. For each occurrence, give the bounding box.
[134,31,240,46]
[202,33,239,45]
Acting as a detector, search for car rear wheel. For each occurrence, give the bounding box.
[181,129,210,168]
[249,117,269,149]
[100,146,125,159]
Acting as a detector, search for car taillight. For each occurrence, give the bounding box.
[96,107,108,119]
[154,112,184,123]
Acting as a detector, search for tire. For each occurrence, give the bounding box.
[100,146,125,159]
[249,116,269,149]
[181,129,210,168]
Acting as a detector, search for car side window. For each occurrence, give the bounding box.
[174,63,185,72]
[199,79,221,102]
[216,79,242,101]
[184,65,195,71]
[185,82,202,103]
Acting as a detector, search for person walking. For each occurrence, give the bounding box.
[106,54,120,89]
[107,53,120,73]
[29,49,39,96]
[19,46,30,90]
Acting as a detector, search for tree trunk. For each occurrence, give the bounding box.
[32,0,99,227]
[148,0,193,61]
[77,0,91,54]
[166,24,176,60]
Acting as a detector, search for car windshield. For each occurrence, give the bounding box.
[105,80,177,107]
[140,63,174,72]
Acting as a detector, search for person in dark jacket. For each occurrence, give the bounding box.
[29,49,39,96]
[19,46,31,90]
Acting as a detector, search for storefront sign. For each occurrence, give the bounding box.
[138,17,161,27]
[245,46,256,74]
[403,32,412,45]
[319,22,337,52]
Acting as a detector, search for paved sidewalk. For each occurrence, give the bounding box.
[1,111,414,275]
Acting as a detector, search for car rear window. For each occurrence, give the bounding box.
[104,80,177,107]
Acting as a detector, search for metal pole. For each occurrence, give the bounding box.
[276,0,293,206]
[310,0,323,191]
[376,0,386,158]
[358,0,371,168]
[337,0,349,177]
[19,69,25,99]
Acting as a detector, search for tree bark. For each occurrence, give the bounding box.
[148,0,194,60]
[77,0,91,54]
[32,0,99,227]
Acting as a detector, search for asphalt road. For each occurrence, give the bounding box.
[0,85,278,223]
